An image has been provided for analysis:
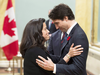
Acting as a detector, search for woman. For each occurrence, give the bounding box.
[20,18,83,75]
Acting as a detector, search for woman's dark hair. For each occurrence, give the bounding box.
[49,3,75,20]
[20,18,46,58]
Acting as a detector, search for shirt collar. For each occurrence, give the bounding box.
[49,19,52,25]
[61,22,77,39]
[66,22,77,35]
[49,19,52,22]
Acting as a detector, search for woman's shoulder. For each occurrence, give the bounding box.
[26,46,43,53]
[25,46,48,59]
[25,46,45,57]
[25,46,47,56]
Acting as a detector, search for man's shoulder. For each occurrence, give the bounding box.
[46,19,49,23]
[51,29,61,36]
[75,24,85,34]
[73,23,88,38]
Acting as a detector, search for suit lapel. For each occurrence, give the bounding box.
[60,23,79,52]
[61,38,68,51]
[56,30,62,52]
[69,23,79,36]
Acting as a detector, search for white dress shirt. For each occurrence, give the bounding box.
[49,19,52,29]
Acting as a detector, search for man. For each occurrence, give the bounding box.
[46,10,57,34]
[36,3,89,75]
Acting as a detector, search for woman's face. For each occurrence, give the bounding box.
[42,22,50,41]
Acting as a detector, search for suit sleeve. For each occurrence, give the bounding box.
[47,34,60,63]
[47,35,54,55]
[56,34,89,75]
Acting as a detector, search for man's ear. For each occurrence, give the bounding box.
[64,16,68,21]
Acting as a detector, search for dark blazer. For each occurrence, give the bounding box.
[48,23,89,75]
[24,47,54,75]
[46,19,57,34]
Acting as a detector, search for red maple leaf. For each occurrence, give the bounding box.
[3,15,16,37]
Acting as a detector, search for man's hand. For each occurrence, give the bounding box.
[36,56,54,71]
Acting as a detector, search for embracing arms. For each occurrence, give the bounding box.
[36,43,83,72]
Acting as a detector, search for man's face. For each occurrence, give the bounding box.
[52,18,68,32]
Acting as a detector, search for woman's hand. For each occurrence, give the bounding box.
[36,56,54,71]
[63,43,83,63]
[68,43,83,58]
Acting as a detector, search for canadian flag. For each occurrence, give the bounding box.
[0,0,19,60]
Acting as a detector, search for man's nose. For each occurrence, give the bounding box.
[55,25,59,29]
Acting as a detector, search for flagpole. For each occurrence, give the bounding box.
[5,60,12,72]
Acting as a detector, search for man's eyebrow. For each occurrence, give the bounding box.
[54,22,58,24]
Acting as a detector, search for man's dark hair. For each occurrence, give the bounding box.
[49,3,75,20]
[20,18,46,58]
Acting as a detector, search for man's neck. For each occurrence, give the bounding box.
[68,20,76,28]
[66,20,77,35]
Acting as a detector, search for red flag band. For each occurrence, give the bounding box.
[0,0,19,60]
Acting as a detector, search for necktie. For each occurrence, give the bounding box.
[61,32,67,47]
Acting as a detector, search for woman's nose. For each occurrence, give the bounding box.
[47,29,50,33]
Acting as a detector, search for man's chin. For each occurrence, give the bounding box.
[59,29,64,32]
[61,30,64,32]
[60,29,66,32]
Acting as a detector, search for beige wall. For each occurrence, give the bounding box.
[93,0,99,43]
[75,0,99,43]
[75,0,100,74]
[0,0,7,36]
[75,0,92,43]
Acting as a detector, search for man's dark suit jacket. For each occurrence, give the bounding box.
[46,19,57,34]
[24,47,54,75]
[48,23,89,75]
